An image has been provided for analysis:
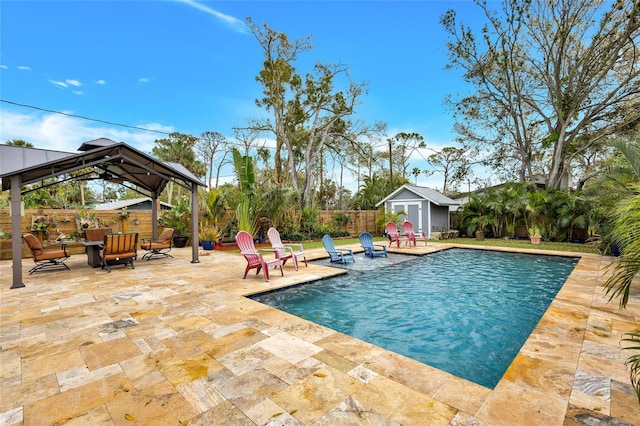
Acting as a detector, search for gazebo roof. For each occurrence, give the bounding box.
[1,138,205,194]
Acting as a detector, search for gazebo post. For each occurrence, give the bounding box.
[10,175,25,289]
[151,192,159,240]
[190,182,199,264]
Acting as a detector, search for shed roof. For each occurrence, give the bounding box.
[375,184,458,207]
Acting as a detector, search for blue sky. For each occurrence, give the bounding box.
[0,0,484,191]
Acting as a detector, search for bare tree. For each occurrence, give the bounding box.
[442,0,640,188]
[195,131,230,189]
[427,146,471,195]
[247,18,376,209]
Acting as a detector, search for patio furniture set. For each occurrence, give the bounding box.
[22,227,175,274]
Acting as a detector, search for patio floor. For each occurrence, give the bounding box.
[1,241,639,425]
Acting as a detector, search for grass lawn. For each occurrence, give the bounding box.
[441,237,601,254]
[223,236,602,255]
[293,236,601,254]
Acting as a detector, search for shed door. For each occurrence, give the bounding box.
[407,204,421,231]
[390,202,423,231]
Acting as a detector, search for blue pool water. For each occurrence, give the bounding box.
[250,248,578,388]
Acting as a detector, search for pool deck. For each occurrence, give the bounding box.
[1,241,639,425]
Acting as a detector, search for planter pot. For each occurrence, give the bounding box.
[201,240,214,250]
[530,236,542,245]
[475,230,485,241]
[173,235,189,248]
[610,244,621,256]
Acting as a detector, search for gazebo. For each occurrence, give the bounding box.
[0,138,206,289]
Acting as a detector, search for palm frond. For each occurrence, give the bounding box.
[611,139,640,179]
[621,332,640,402]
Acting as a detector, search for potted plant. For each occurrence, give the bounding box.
[375,208,406,237]
[529,225,542,244]
[199,221,222,250]
[161,198,191,248]
[31,215,50,242]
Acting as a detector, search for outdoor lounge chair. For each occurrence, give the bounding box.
[267,227,307,270]
[99,233,138,272]
[22,233,71,274]
[236,230,283,282]
[322,234,355,264]
[385,221,412,248]
[402,221,428,247]
[140,227,175,261]
[359,232,387,258]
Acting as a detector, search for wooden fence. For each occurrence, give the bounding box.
[0,208,381,260]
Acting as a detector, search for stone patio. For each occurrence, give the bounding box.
[1,241,639,425]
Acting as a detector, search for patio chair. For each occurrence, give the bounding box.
[236,230,283,282]
[84,227,112,242]
[402,221,428,247]
[100,233,138,272]
[359,232,387,258]
[22,233,71,274]
[385,221,412,248]
[267,227,307,270]
[322,234,355,264]
[140,227,175,261]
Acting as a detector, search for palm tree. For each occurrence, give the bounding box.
[599,137,640,403]
[5,139,34,147]
[352,174,388,210]
[458,193,497,238]
[411,167,421,185]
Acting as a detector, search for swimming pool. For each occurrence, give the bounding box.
[250,248,578,388]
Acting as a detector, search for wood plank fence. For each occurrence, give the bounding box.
[0,209,381,260]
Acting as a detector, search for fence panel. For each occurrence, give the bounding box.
[0,208,381,259]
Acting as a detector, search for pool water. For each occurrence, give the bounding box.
[250,248,578,388]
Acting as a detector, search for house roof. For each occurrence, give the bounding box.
[1,138,205,194]
[375,184,458,208]
[93,197,172,210]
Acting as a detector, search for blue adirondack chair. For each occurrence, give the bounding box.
[322,235,355,264]
[359,232,387,258]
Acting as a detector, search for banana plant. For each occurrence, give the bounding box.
[232,148,261,235]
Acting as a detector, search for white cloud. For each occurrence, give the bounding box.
[48,79,83,90]
[96,80,106,85]
[175,0,246,34]
[0,65,8,69]
[138,77,149,83]
[48,79,68,88]
[0,109,172,155]
[18,66,30,71]
[72,91,84,96]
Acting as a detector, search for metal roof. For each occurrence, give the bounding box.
[93,197,172,210]
[1,138,205,194]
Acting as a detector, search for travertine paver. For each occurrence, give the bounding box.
[1,242,639,425]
